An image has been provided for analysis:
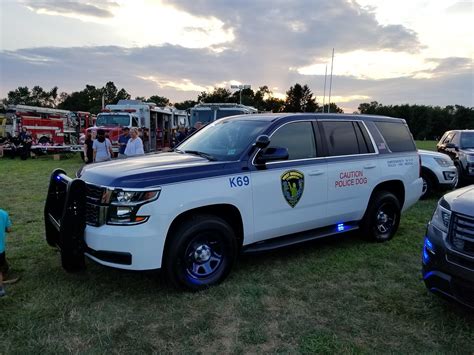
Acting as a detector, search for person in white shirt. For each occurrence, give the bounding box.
[124,127,144,157]
[93,129,113,162]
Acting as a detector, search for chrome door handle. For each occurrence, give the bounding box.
[309,170,325,176]
[363,164,376,169]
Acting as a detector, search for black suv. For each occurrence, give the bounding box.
[437,130,474,185]
[422,185,474,309]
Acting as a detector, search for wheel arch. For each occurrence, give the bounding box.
[367,180,405,211]
[163,203,244,260]
[421,166,439,185]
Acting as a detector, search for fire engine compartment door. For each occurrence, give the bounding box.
[44,169,87,272]
[150,111,157,151]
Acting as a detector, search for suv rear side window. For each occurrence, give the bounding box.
[320,121,361,156]
[375,121,416,152]
[269,121,316,160]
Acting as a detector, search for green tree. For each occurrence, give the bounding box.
[174,100,198,110]
[147,95,170,107]
[6,86,59,107]
[283,84,318,112]
[319,103,344,113]
[198,87,233,103]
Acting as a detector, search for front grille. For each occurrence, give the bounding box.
[86,184,106,204]
[449,213,474,256]
[85,184,108,226]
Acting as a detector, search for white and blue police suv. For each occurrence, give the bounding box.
[45,113,422,290]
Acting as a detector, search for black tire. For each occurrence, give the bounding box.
[420,171,434,200]
[38,136,50,144]
[163,214,238,291]
[361,191,401,242]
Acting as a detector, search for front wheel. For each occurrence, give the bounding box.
[420,172,434,200]
[163,214,238,291]
[361,191,401,242]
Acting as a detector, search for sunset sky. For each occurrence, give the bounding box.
[1,0,472,112]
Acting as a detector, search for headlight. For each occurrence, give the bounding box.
[431,198,451,233]
[108,188,160,225]
[434,157,453,167]
[111,189,160,206]
[467,155,474,162]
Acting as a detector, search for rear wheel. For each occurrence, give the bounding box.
[361,191,401,242]
[163,214,238,291]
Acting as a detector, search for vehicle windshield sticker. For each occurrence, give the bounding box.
[281,170,304,208]
[227,149,236,155]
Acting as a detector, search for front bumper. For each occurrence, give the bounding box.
[422,223,474,309]
[44,170,166,272]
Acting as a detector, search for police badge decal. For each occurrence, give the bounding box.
[281,170,304,207]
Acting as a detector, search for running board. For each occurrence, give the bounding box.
[242,223,359,254]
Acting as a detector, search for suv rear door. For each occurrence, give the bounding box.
[319,120,379,224]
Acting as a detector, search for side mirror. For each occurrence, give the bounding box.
[446,143,458,150]
[255,147,289,167]
[255,135,270,148]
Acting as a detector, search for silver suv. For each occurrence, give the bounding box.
[419,149,457,199]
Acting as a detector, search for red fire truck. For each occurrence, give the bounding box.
[85,100,189,153]
[7,105,93,146]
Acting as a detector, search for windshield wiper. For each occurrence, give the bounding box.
[184,150,217,161]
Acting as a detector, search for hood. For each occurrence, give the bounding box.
[460,148,474,154]
[443,185,474,216]
[78,152,242,188]
[418,149,449,158]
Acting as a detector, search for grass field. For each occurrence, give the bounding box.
[1,145,473,353]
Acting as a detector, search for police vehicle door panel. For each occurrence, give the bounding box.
[320,121,380,224]
[250,121,329,243]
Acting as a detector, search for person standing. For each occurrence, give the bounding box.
[124,127,144,157]
[93,129,113,163]
[0,208,12,297]
[83,130,97,164]
[118,127,130,159]
[188,121,203,135]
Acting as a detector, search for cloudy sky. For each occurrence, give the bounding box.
[0,0,472,112]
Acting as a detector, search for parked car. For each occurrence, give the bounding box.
[422,185,474,309]
[45,113,422,290]
[418,149,457,199]
[437,130,474,186]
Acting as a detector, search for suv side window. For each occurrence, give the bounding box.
[374,121,416,152]
[268,121,316,160]
[320,121,361,156]
[443,132,454,144]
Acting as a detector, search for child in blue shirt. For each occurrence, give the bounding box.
[0,208,12,297]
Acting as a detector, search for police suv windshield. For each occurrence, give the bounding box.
[96,114,130,127]
[177,119,267,161]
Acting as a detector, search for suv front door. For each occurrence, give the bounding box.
[250,120,328,243]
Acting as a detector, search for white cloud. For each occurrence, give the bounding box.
[296,50,439,80]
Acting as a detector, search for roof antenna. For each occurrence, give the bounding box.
[328,48,334,113]
[322,64,327,113]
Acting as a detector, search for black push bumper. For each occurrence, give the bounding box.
[44,169,87,272]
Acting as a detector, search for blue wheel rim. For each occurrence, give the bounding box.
[185,233,224,281]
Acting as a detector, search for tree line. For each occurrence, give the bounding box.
[3,83,472,139]
[2,82,341,114]
[358,101,474,140]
